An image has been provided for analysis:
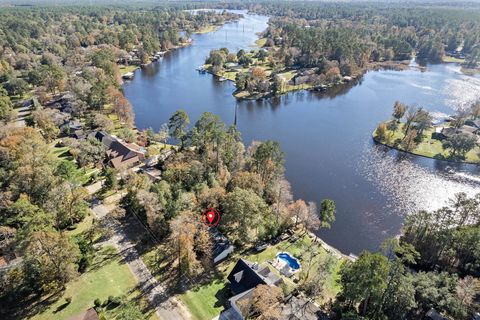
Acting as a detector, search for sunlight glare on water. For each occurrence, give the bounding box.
[360,144,480,217]
[444,67,480,110]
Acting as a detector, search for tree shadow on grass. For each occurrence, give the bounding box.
[2,289,64,320]
[87,246,122,272]
[213,283,230,308]
[53,300,70,314]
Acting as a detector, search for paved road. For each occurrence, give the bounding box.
[91,202,191,320]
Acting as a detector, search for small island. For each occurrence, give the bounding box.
[373,101,480,164]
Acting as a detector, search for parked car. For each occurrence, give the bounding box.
[255,242,268,252]
[289,235,299,243]
[271,237,281,245]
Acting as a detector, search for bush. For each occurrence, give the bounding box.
[106,295,122,308]
[93,298,102,309]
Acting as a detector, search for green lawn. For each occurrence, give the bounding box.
[254,38,267,47]
[374,123,480,163]
[174,233,343,320]
[443,56,465,63]
[119,65,138,76]
[66,213,94,237]
[195,24,220,34]
[30,246,156,320]
[179,277,230,320]
[51,142,97,185]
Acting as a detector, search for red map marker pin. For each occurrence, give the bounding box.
[201,208,220,227]
[207,211,215,224]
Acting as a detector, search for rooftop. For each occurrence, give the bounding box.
[227,259,282,295]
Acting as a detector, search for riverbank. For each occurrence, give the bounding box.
[372,122,480,164]
[442,55,480,75]
[119,17,242,78]
[203,54,410,100]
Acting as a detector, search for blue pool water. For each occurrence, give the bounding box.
[277,253,301,270]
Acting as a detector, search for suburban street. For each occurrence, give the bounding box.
[90,193,191,320]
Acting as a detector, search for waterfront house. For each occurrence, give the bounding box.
[465,119,480,129]
[227,259,283,295]
[220,258,321,319]
[436,126,479,141]
[91,131,145,169]
[106,140,145,169]
[220,259,283,320]
[225,62,240,70]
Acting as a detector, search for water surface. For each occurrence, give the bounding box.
[124,11,480,254]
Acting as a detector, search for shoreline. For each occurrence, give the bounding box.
[204,59,411,101]
[119,17,242,79]
[371,128,480,165]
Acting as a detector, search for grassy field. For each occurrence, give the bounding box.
[51,142,99,185]
[195,24,220,34]
[172,233,343,320]
[66,213,94,237]
[119,65,138,76]
[374,123,480,163]
[443,56,465,63]
[179,276,230,320]
[30,246,157,320]
[254,37,267,47]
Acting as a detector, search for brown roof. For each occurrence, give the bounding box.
[0,256,7,267]
[106,140,145,169]
[69,308,99,320]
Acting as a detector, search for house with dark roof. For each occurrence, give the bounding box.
[465,119,480,129]
[220,259,283,320]
[60,119,85,139]
[227,259,282,295]
[210,228,234,264]
[435,126,480,141]
[221,259,322,320]
[90,131,114,149]
[426,308,447,320]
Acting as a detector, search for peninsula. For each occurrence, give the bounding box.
[373,101,480,164]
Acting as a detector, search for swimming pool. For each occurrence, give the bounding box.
[277,252,301,270]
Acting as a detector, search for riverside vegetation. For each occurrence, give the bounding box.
[204,1,480,99]
[374,101,480,163]
[0,1,479,320]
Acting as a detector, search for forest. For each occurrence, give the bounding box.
[204,1,480,99]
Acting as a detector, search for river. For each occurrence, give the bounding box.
[123,10,480,255]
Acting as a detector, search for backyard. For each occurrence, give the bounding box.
[374,123,480,163]
[30,246,157,320]
[174,233,344,320]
